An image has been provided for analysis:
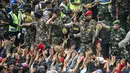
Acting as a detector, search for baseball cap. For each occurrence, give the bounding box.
[34,12,43,18]
[96,57,105,64]
[37,43,45,51]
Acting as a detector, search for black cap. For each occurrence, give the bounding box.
[34,11,43,19]
[47,8,54,12]
[25,7,31,13]
[53,8,60,13]
[67,9,72,14]
[12,4,18,10]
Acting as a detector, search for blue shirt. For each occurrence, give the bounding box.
[10,0,17,4]
[98,0,112,4]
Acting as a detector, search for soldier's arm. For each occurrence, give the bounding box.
[21,22,36,27]
[21,23,32,27]
[92,0,100,7]
[118,31,130,48]
[73,33,81,38]
[0,20,8,25]
[99,21,111,30]
[64,22,74,28]
[46,16,56,25]
[46,18,53,24]
[92,24,101,43]
[47,13,58,24]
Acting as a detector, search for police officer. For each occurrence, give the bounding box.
[69,0,83,11]
[35,0,46,12]
[59,0,69,15]
[8,4,22,46]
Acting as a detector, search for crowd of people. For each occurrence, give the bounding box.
[0,0,130,73]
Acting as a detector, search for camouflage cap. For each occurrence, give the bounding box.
[113,20,120,25]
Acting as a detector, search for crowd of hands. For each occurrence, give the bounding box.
[0,37,127,73]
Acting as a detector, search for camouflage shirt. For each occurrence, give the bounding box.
[110,28,126,45]
[35,18,49,44]
[80,21,95,44]
[116,0,130,15]
[24,25,36,46]
[110,28,126,57]
[50,18,64,45]
[79,14,88,21]
[0,9,8,37]
[51,18,63,37]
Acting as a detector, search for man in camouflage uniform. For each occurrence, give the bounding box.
[34,12,49,45]
[62,9,74,25]
[94,0,112,23]
[46,9,63,46]
[116,0,130,32]
[79,10,95,52]
[22,7,36,47]
[99,20,127,58]
[109,20,126,58]
[0,2,9,47]
[119,31,130,58]
[22,12,49,48]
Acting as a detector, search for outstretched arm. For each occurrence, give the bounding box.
[118,31,130,48]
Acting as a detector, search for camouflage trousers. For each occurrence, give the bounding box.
[80,43,92,52]
[51,37,63,46]
[0,30,7,40]
[24,31,35,46]
[110,46,128,59]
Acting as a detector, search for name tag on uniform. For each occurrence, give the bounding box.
[100,0,112,4]
[11,27,16,30]
[73,27,79,31]
[22,29,26,33]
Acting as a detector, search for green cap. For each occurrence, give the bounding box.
[113,20,120,25]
